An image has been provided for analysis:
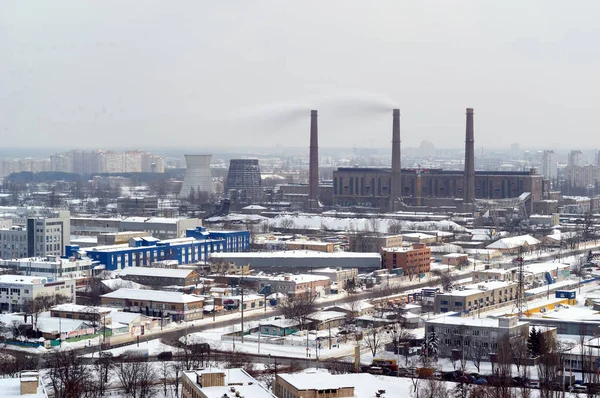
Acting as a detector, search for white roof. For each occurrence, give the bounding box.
[36,316,91,334]
[119,267,195,279]
[101,288,204,304]
[277,369,415,397]
[426,316,527,328]
[402,232,436,239]
[0,275,48,285]
[183,368,275,398]
[209,251,381,260]
[110,310,147,325]
[486,234,540,250]
[307,310,347,322]
[332,302,374,312]
[51,304,113,314]
[0,376,46,398]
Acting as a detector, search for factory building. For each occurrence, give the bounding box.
[209,251,381,272]
[333,168,543,211]
[70,227,249,271]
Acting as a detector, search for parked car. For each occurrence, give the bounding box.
[570,384,587,393]
[526,380,540,389]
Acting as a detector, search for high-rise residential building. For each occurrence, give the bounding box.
[48,149,165,175]
[568,150,583,167]
[540,150,556,180]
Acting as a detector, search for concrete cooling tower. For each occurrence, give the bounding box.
[179,154,215,197]
[225,159,262,202]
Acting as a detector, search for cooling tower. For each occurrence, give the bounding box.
[179,154,215,197]
[463,108,475,207]
[225,159,262,202]
[308,110,319,209]
[390,109,401,210]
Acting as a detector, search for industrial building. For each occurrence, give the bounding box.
[118,267,201,289]
[0,210,70,258]
[71,227,249,271]
[331,109,544,212]
[224,159,263,203]
[208,251,381,272]
[381,244,431,277]
[0,256,94,279]
[70,216,201,240]
[333,167,543,211]
[434,280,519,313]
[424,316,530,359]
[100,288,204,322]
[182,368,276,398]
[0,275,76,312]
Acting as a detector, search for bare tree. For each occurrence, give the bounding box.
[115,361,157,398]
[364,326,383,357]
[171,361,183,398]
[279,293,317,331]
[45,350,90,398]
[537,333,560,398]
[470,341,489,374]
[419,378,449,398]
[509,329,529,379]
[388,219,403,235]
[431,269,453,293]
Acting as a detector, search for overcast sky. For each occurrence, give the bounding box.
[2,1,600,151]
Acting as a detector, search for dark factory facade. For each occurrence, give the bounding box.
[333,167,543,209]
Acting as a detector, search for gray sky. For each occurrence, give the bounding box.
[2,1,600,150]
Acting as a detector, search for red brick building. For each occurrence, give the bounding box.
[381,244,431,278]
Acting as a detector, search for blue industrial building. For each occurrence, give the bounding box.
[66,227,249,271]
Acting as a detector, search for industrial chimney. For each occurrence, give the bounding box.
[390,109,401,211]
[308,110,319,209]
[463,108,475,209]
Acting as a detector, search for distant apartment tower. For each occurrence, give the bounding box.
[224,159,262,202]
[540,150,556,180]
[568,150,582,167]
[595,150,600,167]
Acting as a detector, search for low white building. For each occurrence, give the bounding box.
[0,256,94,279]
[0,275,76,312]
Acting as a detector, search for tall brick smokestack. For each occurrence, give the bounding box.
[308,110,319,208]
[390,109,401,210]
[463,108,475,207]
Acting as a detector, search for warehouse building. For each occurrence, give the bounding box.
[209,251,381,272]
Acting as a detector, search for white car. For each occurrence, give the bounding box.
[526,380,540,388]
[570,384,587,393]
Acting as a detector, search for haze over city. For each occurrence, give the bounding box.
[3,1,600,150]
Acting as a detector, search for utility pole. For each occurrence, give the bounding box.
[241,272,245,344]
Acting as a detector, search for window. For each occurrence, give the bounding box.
[473,330,480,336]
[441,300,448,305]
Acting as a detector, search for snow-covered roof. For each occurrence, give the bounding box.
[36,316,91,334]
[209,251,381,260]
[277,369,415,397]
[426,316,527,328]
[101,288,204,304]
[0,375,46,398]
[486,234,540,250]
[110,310,147,325]
[0,275,48,285]
[101,278,146,290]
[51,304,113,314]
[183,368,275,398]
[307,310,347,322]
[119,267,195,279]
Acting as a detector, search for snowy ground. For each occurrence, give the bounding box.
[185,318,358,360]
